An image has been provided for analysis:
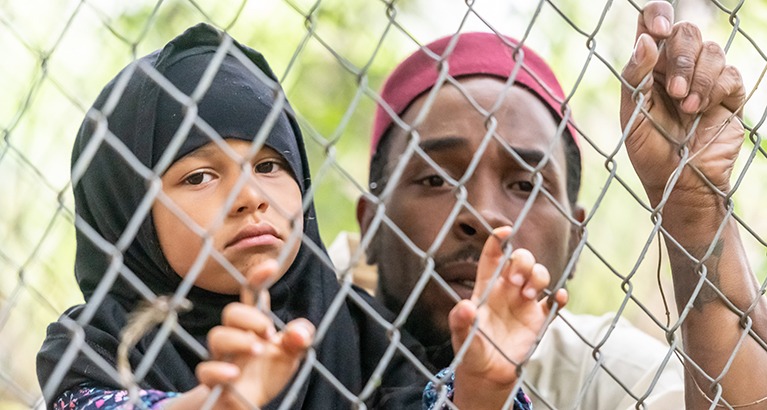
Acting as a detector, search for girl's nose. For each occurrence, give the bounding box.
[230,177,269,216]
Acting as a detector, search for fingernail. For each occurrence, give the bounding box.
[631,35,645,64]
[294,324,313,342]
[670,76,688,97]
[222,365,240,379]
[492,226,512,238]
[653,15,671,34]
[251,342,263,355]
[523,287,537,299]
[510,274,524,286]
[682,93,701,113]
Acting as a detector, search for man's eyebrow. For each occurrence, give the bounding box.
[509,147,546,166]
[418,137,469,154]
[419,136,547,166]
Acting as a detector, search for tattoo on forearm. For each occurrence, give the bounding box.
[687,238,724,311]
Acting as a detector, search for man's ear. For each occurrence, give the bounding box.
[567,203,587,280]
[356,195,379,265]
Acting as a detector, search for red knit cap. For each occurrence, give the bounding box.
[371,32,579,156]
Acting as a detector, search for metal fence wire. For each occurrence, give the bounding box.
[1,0,766,409]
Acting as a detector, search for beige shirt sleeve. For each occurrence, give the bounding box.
[525,310,685,410]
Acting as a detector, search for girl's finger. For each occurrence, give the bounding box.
[222,302,275,339]
[196,361,240,387]
[240,259,279,305]
[506,248,535,290]
[280,318,315,355]
[521,263,551,301]
[258,289,271,312]
[448,299,477,349]
[545,288,569,313]
[473,226,513,299]
[207,326,263,358]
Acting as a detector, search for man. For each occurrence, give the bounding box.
[354,2,767,408]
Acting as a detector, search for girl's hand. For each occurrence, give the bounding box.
[450,226,566,409]
[195,260,315,409]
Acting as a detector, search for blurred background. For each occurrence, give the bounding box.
[1,0,766,408]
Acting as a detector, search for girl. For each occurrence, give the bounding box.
[36,23,560,409]
[36,22,425,409]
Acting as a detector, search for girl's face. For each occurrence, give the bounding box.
[153,139,303,295]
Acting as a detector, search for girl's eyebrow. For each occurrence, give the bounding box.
[182,144,220,160]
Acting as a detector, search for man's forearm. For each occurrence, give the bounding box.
[662,198,767,408]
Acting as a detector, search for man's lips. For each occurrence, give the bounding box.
[436,260,479,299]
[226,223,280,250]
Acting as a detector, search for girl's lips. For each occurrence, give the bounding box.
[226,223,281,250]
[228,233,280,250]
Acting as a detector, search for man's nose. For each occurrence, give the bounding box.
[452,183,513,242]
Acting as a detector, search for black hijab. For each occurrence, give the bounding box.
[37,23,425,409]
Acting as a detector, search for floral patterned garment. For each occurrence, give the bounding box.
[53,386,179,409]
[422,368,533,410]
[55,373,533,410]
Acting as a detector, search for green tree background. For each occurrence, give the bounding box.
[1,0,765,408]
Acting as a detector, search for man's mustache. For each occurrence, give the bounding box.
[433,246,483,272]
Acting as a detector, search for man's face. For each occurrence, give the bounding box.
[359,76,583,348]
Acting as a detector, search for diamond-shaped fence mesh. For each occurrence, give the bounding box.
[2,0,766,409]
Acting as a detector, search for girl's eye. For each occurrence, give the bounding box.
[184,172,213,185]
[254,160,284,174]
[419,175,446,188]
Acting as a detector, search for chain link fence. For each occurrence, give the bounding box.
[2,0,766,409]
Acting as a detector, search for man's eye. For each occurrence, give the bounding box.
[511,180,534,192]
[419,175,446,187]
[184,172,212,185]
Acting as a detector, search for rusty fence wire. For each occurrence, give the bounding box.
[1,0,766,409]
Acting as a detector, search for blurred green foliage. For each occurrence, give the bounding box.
[2,0,766,408]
